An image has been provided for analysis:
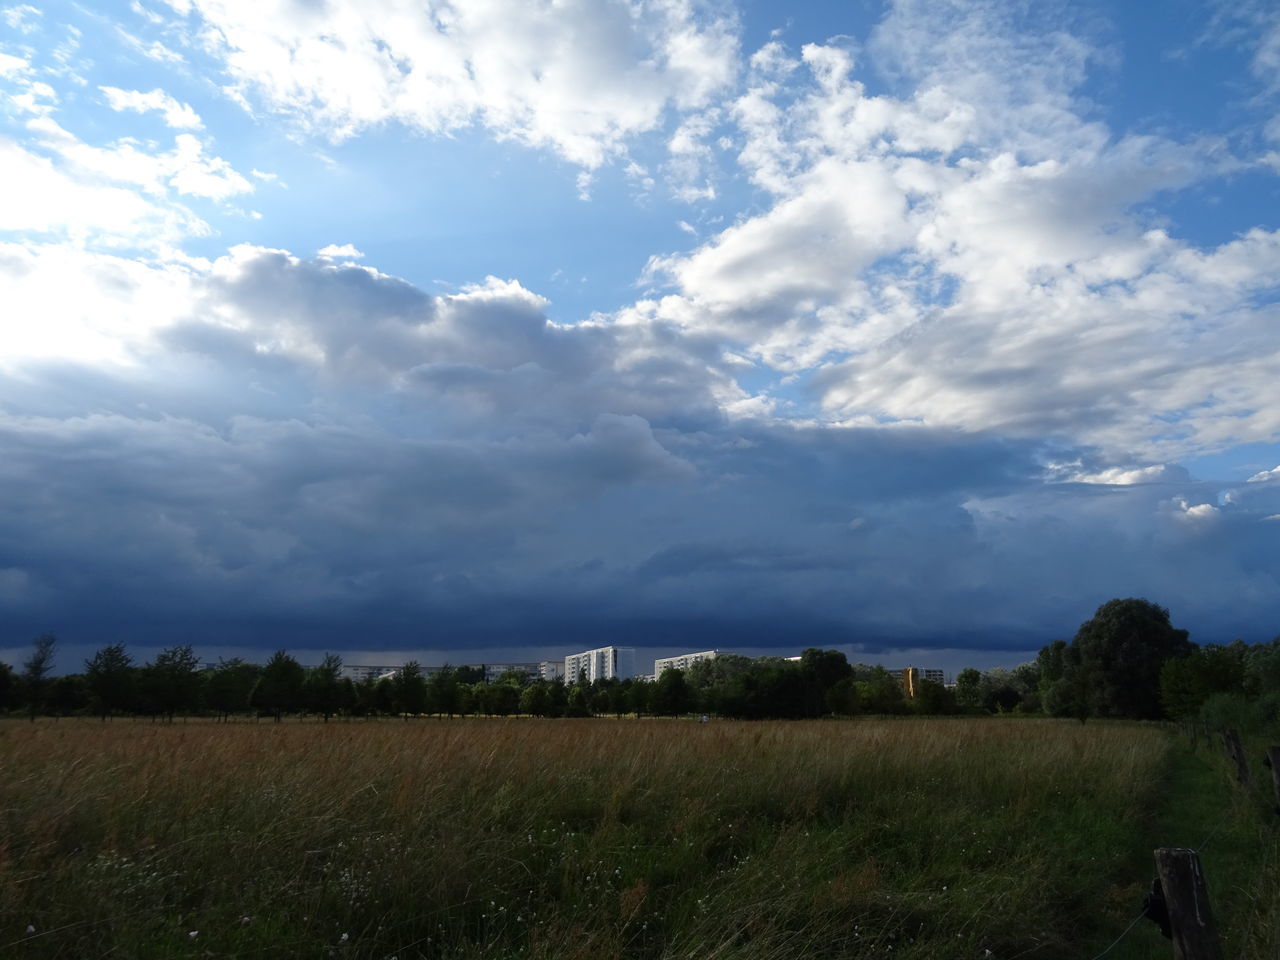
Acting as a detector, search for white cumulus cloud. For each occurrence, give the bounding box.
[159,0,739,168]
[100,86,204,130]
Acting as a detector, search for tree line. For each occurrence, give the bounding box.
[2,598,1277,724]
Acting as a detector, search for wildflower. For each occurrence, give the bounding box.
[340,932,349,943]
[188,931,198,939]
[240,916,252,925]
[26,925,35,934]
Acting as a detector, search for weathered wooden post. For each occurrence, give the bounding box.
[1224,728,1250,785]
[1154,848,1222,960]
[1265,746,1280,815]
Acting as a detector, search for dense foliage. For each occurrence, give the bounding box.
[2,597,1275,726]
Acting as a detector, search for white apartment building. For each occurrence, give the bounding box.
[341,664,401,683]
[538,660,565,682]
[563,646,638,683]
[653,650,720,676]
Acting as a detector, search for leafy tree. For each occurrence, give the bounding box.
[911,679,957,715]
[854,666,906,715]
[565,686,591,717]
[1073,598,1193,719]
[488,683,520,716]
[954,668,982,711]
[824,677,860,716]
[1244,638,1280,697]
[303,653,347,721]
[493,668,532,688]
[252,650,305,721]
[976,668,1024,713]
[1160,643,1247,719]
[143,646,203,721]
[546,678,568,718]
[0,660,16,712]
[453,665,485,684]
[1160,655,1207,720]
[48,674,89,716]
[393,661,428,717]
[372,676,396,715]
[22,634,57,721]
[428,666,459,717]
[206,658,261,721]
[520,682,551,717]
[603,681,631,718]
[85,643,136,720]
[800,648,852,707]
[650,668,693,716]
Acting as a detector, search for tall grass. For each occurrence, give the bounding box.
[1,718,1166,959]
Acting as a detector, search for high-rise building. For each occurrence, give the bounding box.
[563,646,638,683]
[653,650,720,675]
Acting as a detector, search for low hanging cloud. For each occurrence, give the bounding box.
[2,239,1279,655]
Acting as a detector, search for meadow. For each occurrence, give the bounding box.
[0,717,1250,959]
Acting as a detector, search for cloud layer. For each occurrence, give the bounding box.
[1,0,1278,659]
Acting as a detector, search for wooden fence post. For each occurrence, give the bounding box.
[1224,728,1250,785]
[1154,848,1222,960]
[1265,746,1280,814]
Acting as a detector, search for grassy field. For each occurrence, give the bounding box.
[0,716,1234,959]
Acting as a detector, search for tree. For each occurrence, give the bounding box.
[493,668,531,688]
[650,668,693,716]
[1243,638,1280,698]
[911,679,957,715]
[954,668,982,711]
[825,677,860,716]
[854,666,906,715]
[565,686,591,717]
[1160,643,1247,719]
[520,682,551,717]
[0,660,16,713]
[428,666,458,717]
[143,646,203,721]
[1073,598,1193,719]
[372,676,396,715]
[487,683,520,717]
[800,648,853,711]
[85,643,136,720]
[21,634,57,721]
[47,674,89,716]
[206,658,261,721]
[251,650,305,721]
[393,661,427,717]
[303,653,346,721]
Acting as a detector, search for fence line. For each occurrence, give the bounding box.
[1082,720,1275,959]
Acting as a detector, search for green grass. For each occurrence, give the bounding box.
[0,716,1214,959]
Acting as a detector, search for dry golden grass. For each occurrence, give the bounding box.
[0,717,1168,959]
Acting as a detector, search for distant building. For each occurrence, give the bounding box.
[341,664,400,683]
[654,650,720,676]
[900,667,946,697]
[538,661,565,682]
[564,646,638,683]
[483,662,540,684]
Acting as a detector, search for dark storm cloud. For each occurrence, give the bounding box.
[1,245,1277,662]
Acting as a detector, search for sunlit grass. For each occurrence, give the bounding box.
[1,717,1168,959]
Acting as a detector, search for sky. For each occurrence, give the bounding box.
[1,0,1279,674]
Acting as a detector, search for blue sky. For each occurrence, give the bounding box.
[1,0,1279,673]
